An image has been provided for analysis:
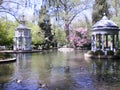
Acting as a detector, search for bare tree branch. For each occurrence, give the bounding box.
[0,10,20,23]
[2,0,23,6]
[0,0,25,22]
[69,6,90,24]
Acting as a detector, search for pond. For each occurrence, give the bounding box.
[0,50,120,90]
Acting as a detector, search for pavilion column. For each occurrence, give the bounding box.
[113,35,115,51]
[116,34,119,50]
[91,35,94,51]
[23,38,25,50]
[16,37,18,50]
[17,38,20,50]
[110,35,113,51]
[94,34,97,51]
[14,37,17,50]
[106,34,108,49]
[102,34,104,51]
[98,34,101,49]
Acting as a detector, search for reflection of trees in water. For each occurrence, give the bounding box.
[49,57,88,90]
[0,64,14,89]
[92,59,120,83]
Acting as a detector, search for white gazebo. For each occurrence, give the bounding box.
[91,15,120,53]
[13,16,31,51]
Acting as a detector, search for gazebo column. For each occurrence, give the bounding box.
[110,35,114,51]
[14,37,17,50]
[91,35,94,51]
[22,38,25,50]
[98,34,101,49]
[116,34,119,50]
[16,37,19,50]
[102,34,104,51]
[106,34,108,49]
[16,37,18,50]
[113,35,115,52]
[94,34,97,51]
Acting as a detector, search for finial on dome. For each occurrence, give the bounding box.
[20,14,25,25]
[102,13,108,20]
[103,13,106,16]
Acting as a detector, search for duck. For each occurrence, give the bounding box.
[41,83,48,88]
[38,83,48,88]
[16,79,22,83]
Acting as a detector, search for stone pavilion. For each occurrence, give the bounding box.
[91,15,119,53]
[13,16,31,51]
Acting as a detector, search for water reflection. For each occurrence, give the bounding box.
[0,51,120,90]
[92,59,120,83]
[0,63,14,90]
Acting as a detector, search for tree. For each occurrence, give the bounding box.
[111,0,120,17]
[68,28,91,48]
[0,0,23,22]
[92,0,110,24]
[54,25,66,46]
[38,0,92,46]
[38,5,55,49]
[28,22,45,46]
[0,17,16,47]
[110,0,120,25]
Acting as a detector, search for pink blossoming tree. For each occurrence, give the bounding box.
[68,28,91,48]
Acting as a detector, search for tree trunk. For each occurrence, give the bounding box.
[64,23,70,42]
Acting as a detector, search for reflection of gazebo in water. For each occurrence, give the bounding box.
[91,14,120,53]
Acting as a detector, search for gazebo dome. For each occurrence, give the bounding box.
[16,21,30,30]
[92,15,119,31]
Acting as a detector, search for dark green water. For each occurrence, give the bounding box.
[0,50,120,90]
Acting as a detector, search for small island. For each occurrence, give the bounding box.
[85,49,120,59]
[85,14,120,59]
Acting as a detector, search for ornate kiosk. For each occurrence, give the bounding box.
[91,15,119,54]
[85,14,120,59]
[13,16,31,51]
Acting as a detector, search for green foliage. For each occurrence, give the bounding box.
[0,17,16,46]
[110,0,120,17]
[0,52,12,59]
[4,53,13,58]
[54,26,66,45]
[27,23,44,45]
[39,0,92,44]
[94,50,104,56]
[106,50,114,56]
[87,50,94,55]
[110,1,120,49]
[116,49,120,56]
[0,52,5,59]
[92,0,110,24]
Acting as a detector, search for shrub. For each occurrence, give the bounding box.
[0,52,13,60]
[116,49,120,56]
[0,52,5,59]
[94,50,104,56]
[107,50,114,56]
[87,50,94,55]
[4,53,13,58]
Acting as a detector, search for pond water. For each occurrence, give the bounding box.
[0,50,120,90]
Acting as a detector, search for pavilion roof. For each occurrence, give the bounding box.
[92,15,119,31]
